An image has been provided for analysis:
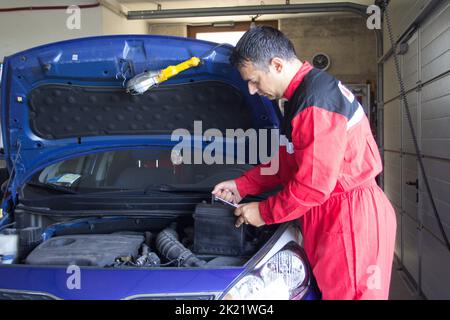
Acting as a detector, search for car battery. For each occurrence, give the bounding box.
[193,203,246,256]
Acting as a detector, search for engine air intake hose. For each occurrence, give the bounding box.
[156,226,206,268]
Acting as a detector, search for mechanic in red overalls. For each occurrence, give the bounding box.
[212,26,397,300]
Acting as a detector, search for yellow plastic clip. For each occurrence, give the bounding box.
[156,57,201,84]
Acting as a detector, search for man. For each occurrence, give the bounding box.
[212,26,396,300]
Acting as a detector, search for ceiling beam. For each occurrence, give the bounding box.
[127,2,369,20]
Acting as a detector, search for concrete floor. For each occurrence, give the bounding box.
[389,258,424,300]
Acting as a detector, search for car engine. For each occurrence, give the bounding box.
[20,203,272,268]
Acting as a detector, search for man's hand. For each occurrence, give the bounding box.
[234,202,266,228]
[212,180,242,205]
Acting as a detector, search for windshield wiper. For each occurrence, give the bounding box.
[82,188,174,196]
[144,184,212,194]
[26,181,78,194]
[145,184,269,200]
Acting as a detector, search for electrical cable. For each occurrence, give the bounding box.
[198,43,229,61]
[126,43,230,94]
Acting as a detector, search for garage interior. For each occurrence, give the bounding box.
[0,0,449,300]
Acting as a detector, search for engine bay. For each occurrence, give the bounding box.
[4,202,275,268]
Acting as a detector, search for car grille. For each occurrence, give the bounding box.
[0,290,217,300]
[0,290,58,300]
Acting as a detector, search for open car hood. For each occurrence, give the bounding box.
[0,35,280,192]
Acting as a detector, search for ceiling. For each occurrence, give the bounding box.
[1,1,376,24]
[116,0,375,6]
[115,0,376,24]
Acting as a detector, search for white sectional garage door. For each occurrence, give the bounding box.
[383,0,450,299]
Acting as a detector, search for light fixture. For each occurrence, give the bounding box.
[212,21,235,27]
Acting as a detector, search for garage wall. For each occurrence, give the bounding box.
[0,2,148,61]
[0,2,102,61]
[102,6,148,35]
[149,24,187,37]
[280,15,377,85]
[150,15,378,86]
[383,0,450,299]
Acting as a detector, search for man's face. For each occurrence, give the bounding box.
[238,60,284,100]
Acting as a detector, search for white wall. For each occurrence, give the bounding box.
[0,1,149,61]
[102,6,148,35]
[148,24,187,37]
[0,1,104,61]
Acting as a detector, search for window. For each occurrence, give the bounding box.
[32,149,252,192]
[196,31,246,46]
[188,21,278,45]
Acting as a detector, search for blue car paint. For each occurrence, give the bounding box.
[0,35,318,300]
[0,264,320,300]
[0,265,245,299]
[41,217,132,241]
[1,34,281,195]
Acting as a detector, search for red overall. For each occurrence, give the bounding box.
[235,62,397,300]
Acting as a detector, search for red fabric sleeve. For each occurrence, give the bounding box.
[234,149,284,199]
[259,107,348,224]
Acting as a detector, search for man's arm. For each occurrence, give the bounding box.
[234,149,284,199]
[211,150,283,205]
[259,106,348,224]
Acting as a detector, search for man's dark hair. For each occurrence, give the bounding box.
[230,26,297,70]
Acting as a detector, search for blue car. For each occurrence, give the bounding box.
[0,35,319,300]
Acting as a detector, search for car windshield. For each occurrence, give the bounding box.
[29,148,253,193]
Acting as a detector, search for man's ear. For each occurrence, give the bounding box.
[270,57,284,73]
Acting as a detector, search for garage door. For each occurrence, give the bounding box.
[383,0,450,299]
[419,1,450,299]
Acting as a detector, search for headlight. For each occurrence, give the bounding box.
[225,275,266,300]
[260,249,306,294]
[223,242,310,300]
